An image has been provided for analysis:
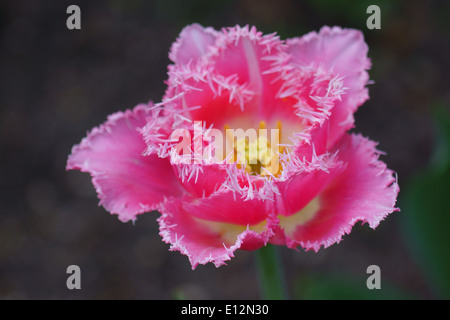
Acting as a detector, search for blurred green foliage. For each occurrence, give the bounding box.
[295,274,411,300]
[402,104,450,299]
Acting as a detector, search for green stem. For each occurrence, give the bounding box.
[254,244,288,300]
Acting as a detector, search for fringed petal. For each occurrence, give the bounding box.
[67,104,183,222]
[272,133,399,251]
[158,197,276,269]
[286,26,371,149]
[169,23,218,65]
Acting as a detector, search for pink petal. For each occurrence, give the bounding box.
[209,25,287,119]
[276,152,345,217]
[173,164,228,199]
[182,190,272,225]
[165,72,252,129]
[272,133,399,251]
[158,197,275,269]
[67,104,183,222]
[286,26,371,148]
[169,24,218,65]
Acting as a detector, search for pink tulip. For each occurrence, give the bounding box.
[67,25,399,269]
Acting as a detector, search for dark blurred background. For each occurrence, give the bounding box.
[1,0,449,299]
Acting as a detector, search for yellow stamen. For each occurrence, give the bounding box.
[277,120,282,142]
[224,120,285,176]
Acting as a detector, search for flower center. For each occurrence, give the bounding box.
[225,121,285,177]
